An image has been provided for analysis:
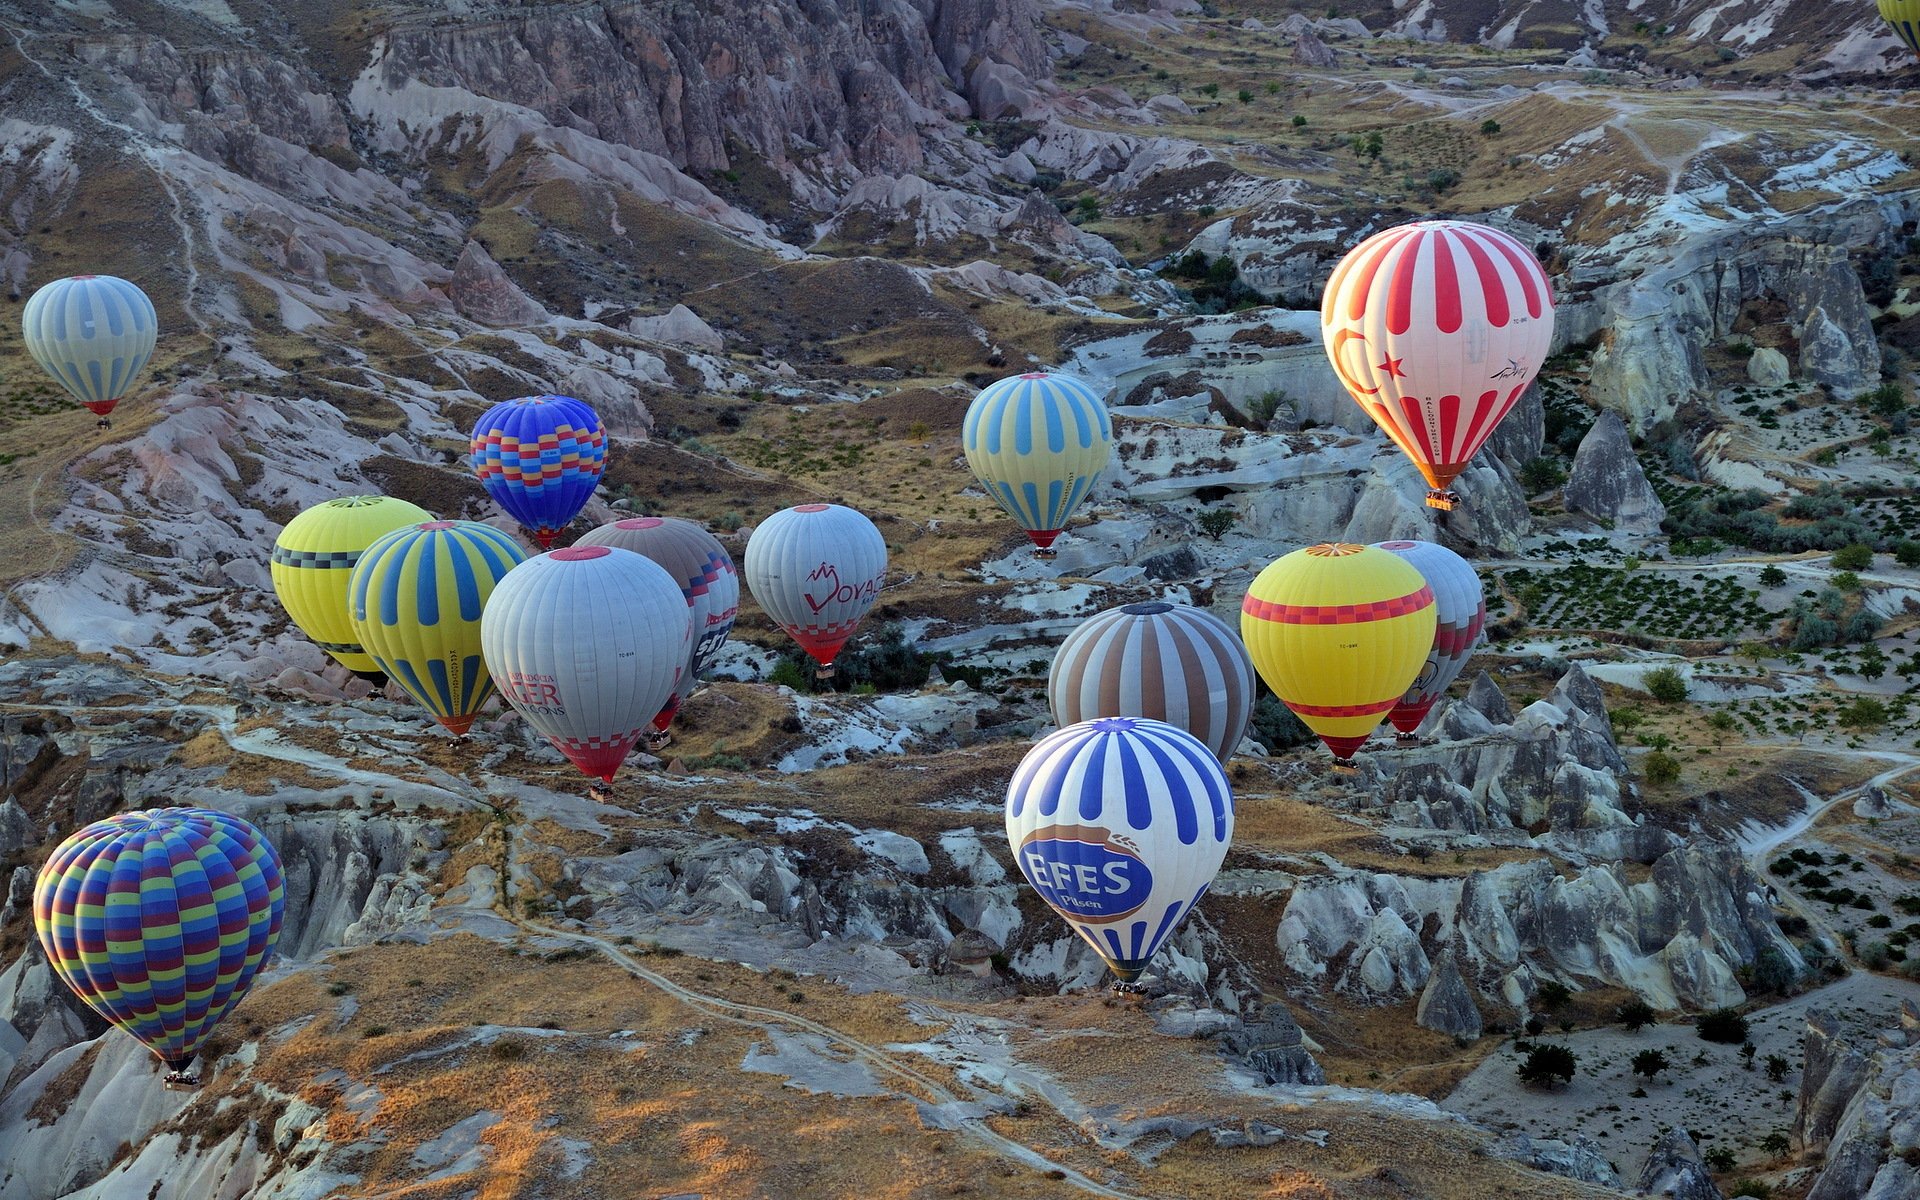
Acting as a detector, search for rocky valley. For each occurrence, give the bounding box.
[5,1,1920,1197]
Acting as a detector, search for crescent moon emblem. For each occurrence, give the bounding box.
[1329,329,1380,397]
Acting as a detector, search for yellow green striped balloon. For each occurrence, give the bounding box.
[34,807,284,1075]
[1884,0,1920,55]
[348,521,527,734]
[271,496,434,674]
[962,371,1112,555]
[21,274,159,418]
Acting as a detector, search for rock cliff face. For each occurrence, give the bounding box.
[1563,412,1667,534]
[1795,1000,1920,1200]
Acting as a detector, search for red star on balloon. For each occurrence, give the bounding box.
[1377,356,1407,378]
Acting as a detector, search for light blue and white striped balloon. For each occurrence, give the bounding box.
[962,371,1112,553]
[21,275,158,417]
[1004,717,1234,982]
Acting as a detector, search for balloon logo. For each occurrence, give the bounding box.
[1013,826,1155,923]
[34,807,284,1080]
[1005,717,1233,982]
[1321,220,1555,510]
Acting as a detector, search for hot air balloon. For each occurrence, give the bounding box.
[1047,602,1255,763]
[34,807,284,1085]
[348,520,527,734]
[1240,543,1436,771]
[1005,717,1233,983]
[1372,539,1486,742]
[470,395,607,548]
[962,372,1113,557]
[576,516,739,746]
[21,274,159,427]
[271,496,434,677]
[1320,220,1555,511]
[744,503,886,679]
[1883,0,1920,55]
[481,546,693,785]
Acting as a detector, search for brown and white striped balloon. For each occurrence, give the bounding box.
[1047,602,1255,763]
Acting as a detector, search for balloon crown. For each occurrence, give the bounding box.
[1120,602,1174,615]
[1305,543,1367,557]
[550,546,611,561]
[327,496,383,508]
[616,517,666,529]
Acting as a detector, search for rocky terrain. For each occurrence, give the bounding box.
[5,0,1920,1197]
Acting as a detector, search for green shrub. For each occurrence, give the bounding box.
[1833,543,1875,570]
[768,657,813,690]
[1644,751,1681,786]
[1617,999,1655,1032]
[1197,508,1238,540]
[1517,1044,1576,1089]
[1838,697,1889,731]
[1644,665,1689,703]
[1250,690,1314,750]
[1631,1047,1669,1082]
[1697,1008,1750,1044]
[1759,565,1788,587]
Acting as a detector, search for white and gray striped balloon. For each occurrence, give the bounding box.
[21,275,158,414]
[743,503,887,670]
[1047,602,1255,762]
[480,546,692,782]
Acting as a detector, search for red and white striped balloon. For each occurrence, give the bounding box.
[1320,220,1555,510]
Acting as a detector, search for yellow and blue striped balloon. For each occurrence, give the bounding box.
[347,521,527,735]
[21,275,159,418]
[1884,0,1920,55]
[962,371,1113,555]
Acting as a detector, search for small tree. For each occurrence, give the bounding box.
[1537,980,1572,1010]
[1291,114,1308,127]
[1199,82,1220,98]
[1759,564,1788,587]
[1838,697,1888,731]
[1197,508,1238,540]
[1644,750,1681,786]
[1631,1048,1670,1083]
[1481,118,1502,135]
[1617,999,1655,1032]
[1644,665,1689,703]
[1517,1043,1577,1089]
[1237,88,1254,104]
[1832,570,1862,593]
[1697,1008,1750,1044]
[1521,456,1566,494]
[1894,540,1920,568]
[1833,543,1875,571]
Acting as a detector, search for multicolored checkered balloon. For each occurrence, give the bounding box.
[469,395,607,548]
[33,808,285,1072]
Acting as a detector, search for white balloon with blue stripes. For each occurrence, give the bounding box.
[20,275,158,417]
[1004,716,1234,982]
[962,371,1112,553]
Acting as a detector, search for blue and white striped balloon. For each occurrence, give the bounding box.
[1004,717,1234,982]
[21,275,158,417]
[962,372,1112,553]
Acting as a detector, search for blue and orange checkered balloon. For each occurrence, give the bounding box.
[33,808,285,1072]
[469,395,607,548]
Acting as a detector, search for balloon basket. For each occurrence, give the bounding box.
[587,782,615,804]
[1330,759,1360,776]
[1394,732,1423,745]
[1033,547,1058,560]
[96,418,112,430]
[645,729,673,752]
[1424,489,1459,511]
[163,1070,201,1090]
[814,663,836,682]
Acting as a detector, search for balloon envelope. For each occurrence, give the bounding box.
[271,495,434,674]
[21,275,159,417]
[482,546,693,781]
[743,503,887,669]
[1371,540,1486,737]
[577,516,739,730]
[962,372,1112,551]
[470,395,607,547]
[348,520,528,734]
[1004,717,1233,982]
[1883,0,1920,55]
[1321,220,1554,509]
[1240,543,1436,766]
[34,807,283,1071]
[1048,601,1254,762]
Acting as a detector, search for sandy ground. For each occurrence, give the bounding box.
[1442,971,1920,1181]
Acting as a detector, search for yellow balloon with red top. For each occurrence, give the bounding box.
[1240,543,1437,770]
